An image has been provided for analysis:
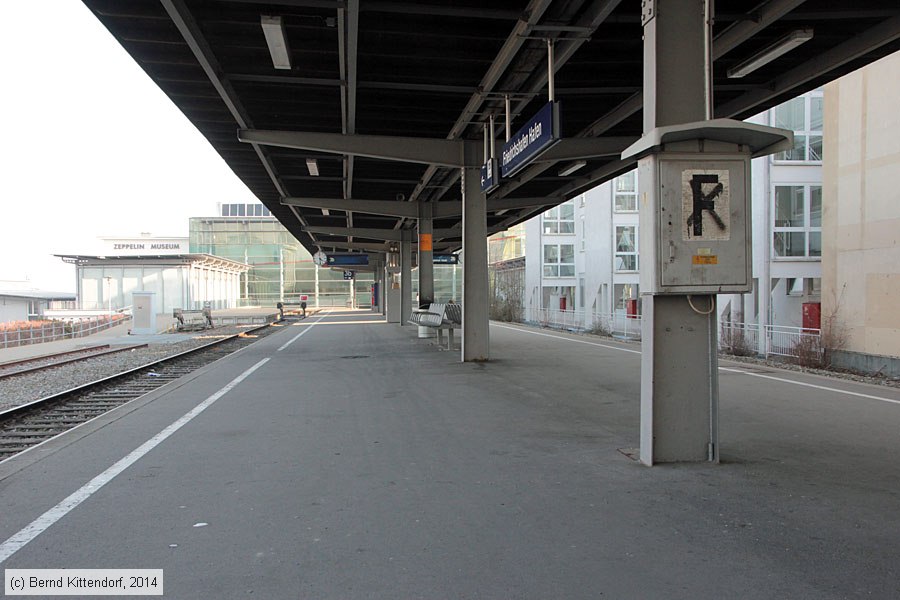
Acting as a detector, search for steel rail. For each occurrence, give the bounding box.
[0,324,273,425]
[0,344,149,380]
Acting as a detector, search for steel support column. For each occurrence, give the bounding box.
[462,164,489,362]
[639,0,718,464]
[400,230,412,325]
[418,203,434,307]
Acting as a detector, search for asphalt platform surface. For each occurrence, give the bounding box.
[1,308,898,599]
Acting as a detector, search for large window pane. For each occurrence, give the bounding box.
[809,186,822,227]
[542,202,575,234]
[614,171,637,211]
[774,232,806,257]
[810,97,824,131]
[808,232,822,257]
[615,171,635,193]
[614,226,638,271]
[615,255,637,271]
[775,187,805,227]
[559,244,575,263]
[809,135,823,161]
[773,97,805,130]
[614,194,636,212]
[544,245,559,262]
[616,226,636,252]
[778,135,807,161]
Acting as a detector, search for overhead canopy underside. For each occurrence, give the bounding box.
[81,0,900,255]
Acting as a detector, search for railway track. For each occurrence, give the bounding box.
[0,323,278,463]
[0,344,149,380]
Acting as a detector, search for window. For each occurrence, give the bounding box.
[543,244,575,277]
[614,226,638,271]
[580,214,586,252]
[614,283,639,311]
[542,201,575,234]
[614,170,638,212]
[771,93,823,162]
[773,185,822,258]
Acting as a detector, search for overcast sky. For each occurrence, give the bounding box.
[0,1,259,292]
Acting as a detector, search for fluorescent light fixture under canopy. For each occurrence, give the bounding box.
[727,29,814,79]
[305,158,319,176]
[261,15,291,70]
[558,160,587,176]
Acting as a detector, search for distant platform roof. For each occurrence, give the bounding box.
[55,254,251,272]
[0,290,76,301]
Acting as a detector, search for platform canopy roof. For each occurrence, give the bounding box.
[81,0,900,255]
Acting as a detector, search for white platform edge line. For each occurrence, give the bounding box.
[492,322,642,354]
[718,367,900,405]
[276,309,331,352]
[494,323,900,406]
[0,357,271,565]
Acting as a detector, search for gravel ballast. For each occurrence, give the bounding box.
[0,327,253,413]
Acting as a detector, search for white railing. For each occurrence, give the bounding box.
[764,324,822,361]
[524,307,642,340]
[719,321,760,356]
[0,315,133,349]
[719,321,823,362]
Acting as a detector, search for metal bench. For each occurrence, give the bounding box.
[173,307,213,331]
[409,302,462,350]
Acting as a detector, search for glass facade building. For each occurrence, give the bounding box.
[189,204,373,307]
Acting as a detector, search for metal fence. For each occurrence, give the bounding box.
[524,307,642,340]
[0,315,133,349]
[719,321,823,362]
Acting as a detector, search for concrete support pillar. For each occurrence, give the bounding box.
[639,0,718,464]
[462,162,490,361]
[372,258,383,314]
[379,259,386,315]
[418,202,434,307]
[370,261,378,313]
[400,230,412,324]
[386,251,400,323]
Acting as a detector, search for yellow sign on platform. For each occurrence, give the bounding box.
[419,233,433,251]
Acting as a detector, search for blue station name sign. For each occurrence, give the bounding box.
[500,101,560,178]
[433,254,459,265]
[326,253,369,267]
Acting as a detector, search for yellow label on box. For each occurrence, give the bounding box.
[692,255,718,265]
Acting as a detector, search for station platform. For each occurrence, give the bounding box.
[1,308,898,599]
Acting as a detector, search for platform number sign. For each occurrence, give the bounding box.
[682,169,730,241]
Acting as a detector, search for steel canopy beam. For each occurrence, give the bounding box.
[713,0,809,60]
[238,129,476,168]
[283,197,420,218]
[284,195,568,219]
[304,226,461,241]
[534,136,640,162]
